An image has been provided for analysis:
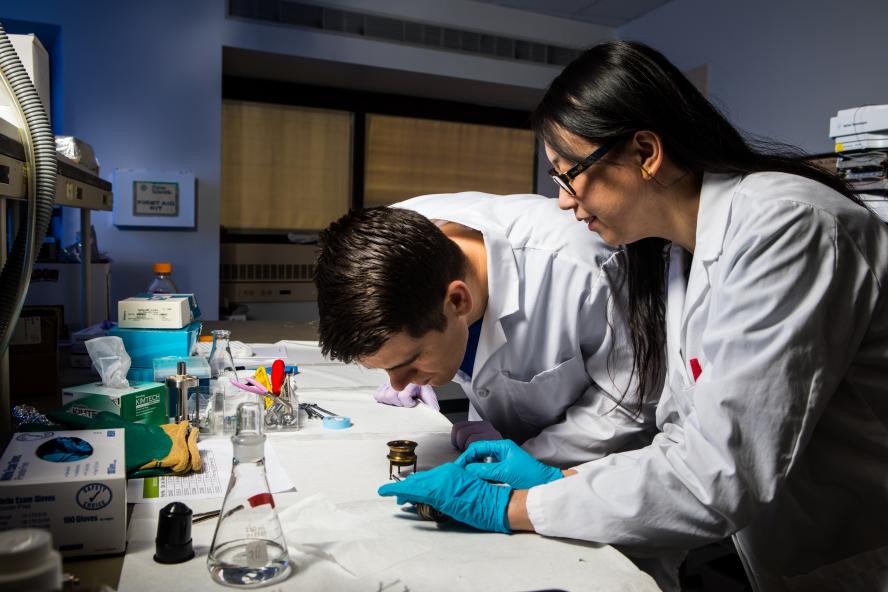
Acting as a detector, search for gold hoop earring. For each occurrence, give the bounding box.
[641,166,652,179]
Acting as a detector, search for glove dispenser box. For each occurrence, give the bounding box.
[0,429,126,557]
[61,381,167,425]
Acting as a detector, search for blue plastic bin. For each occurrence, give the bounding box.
[108,321,202,369]
[127,367,157,382]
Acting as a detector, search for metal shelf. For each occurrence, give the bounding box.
[0,125,114,436]
[0,142,113,211]
[0,127,113,329]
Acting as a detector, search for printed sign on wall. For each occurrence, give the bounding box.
[113,170,196,228]
[133,181,179,216]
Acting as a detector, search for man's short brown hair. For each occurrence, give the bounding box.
[315,207,466,363]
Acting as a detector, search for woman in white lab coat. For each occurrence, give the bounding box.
[379,41,888,591]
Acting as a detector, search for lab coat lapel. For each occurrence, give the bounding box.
[474,227,520,378]
[679,174,740,366]
[666,244,690,385]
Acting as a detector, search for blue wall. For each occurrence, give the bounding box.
[5,0,882,324]
[619,0,888,154]
[2,0,596,320]
[2,1,225,317]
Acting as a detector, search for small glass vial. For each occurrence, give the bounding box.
[207,402,291,587]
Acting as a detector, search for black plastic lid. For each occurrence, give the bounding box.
[153,501,195,564]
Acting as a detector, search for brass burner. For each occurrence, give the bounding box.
[387,440,418,478]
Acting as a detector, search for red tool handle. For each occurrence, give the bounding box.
[271,359,285,395]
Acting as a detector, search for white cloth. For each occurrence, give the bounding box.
[526,172,888,591]
[396,192,659,466]
[118,396,658,591]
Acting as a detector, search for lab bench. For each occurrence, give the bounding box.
[59,338,659,591]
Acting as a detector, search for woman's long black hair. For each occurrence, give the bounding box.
[531,41,859,412]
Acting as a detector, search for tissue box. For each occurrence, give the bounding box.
[0,429,126,557]
[61,381,167,425]
[107,321,201,368]
[118,294,194,329]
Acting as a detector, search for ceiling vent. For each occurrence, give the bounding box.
[229,0,582,66]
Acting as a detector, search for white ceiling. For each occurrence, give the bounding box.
[469,0,674,27]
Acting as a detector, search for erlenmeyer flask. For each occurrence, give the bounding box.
[208,330,237,379]
[207,402,291,587]
[208,330,247,434]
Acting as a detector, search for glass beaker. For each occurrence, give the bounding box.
[207,402,290,587]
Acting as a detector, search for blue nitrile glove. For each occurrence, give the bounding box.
[454,440,563,490]
[377,463,512,533]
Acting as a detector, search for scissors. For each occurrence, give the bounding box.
[228,375,268,396]
[229,373,283,413]
[229,362,291,420]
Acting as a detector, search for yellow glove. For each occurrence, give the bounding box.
[139,421,201,475]
[187,423,201,472]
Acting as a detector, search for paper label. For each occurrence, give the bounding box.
[246,540,268,568]
[133,181,179,216]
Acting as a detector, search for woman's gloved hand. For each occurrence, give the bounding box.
[455,440,563,490]
[451,420,503,451]
[378,463,512,533]
[374,382,440,411]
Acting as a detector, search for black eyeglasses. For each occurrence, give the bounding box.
[547,142,614,196]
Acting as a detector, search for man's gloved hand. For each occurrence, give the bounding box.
[374,382,440,411]
[451,420,502,451]
[378,463,512,533]
[455,440,563,490]
[46,410,201,476]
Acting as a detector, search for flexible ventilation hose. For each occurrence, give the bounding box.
[0,23,57,356]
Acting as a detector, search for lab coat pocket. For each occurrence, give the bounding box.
[665,365,696,421]
[499,356,590,427]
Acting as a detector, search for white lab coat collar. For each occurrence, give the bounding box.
[428,211,520,374]
[475,227,520,369]
[481,228,520,320]
[666,244,689,385]
[694,173,743,262]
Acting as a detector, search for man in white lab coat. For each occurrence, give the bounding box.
[314,191,659,467]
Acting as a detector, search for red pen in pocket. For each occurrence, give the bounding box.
[690,358,702,382]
